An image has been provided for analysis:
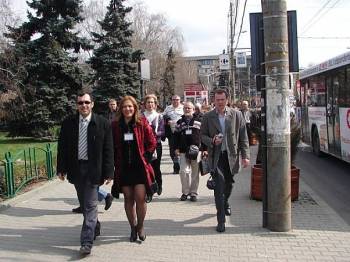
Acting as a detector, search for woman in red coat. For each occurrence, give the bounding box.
[112,96,157,242]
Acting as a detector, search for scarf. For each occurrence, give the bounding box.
[143,110,159,133]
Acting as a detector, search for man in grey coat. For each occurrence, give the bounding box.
[201,89,250,233]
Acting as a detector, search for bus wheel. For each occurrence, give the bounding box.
[312,129,323,157]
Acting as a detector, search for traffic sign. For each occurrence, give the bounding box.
[219,54,230,70]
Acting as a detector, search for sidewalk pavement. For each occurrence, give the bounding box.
[0,143,350,262]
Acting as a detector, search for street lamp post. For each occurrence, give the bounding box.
[229,1,235,103]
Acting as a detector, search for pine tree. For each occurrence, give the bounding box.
[89,0,142,112]
[162,47,176,104]
[4,0,91,137]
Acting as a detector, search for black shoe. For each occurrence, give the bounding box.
[146,195,153,203]
[72,206,82,213]
[190,195,197,202]
[157,186,162,195]
[180,194,188,201]
[130,226,137,242]
[173,163,180,174]
[216,223,225,233]
[137,226,146,241]
[79,245,91,255]
[138,233,146,241]
[104,193,113,210]
[94,221,101,240]
[224,205,231,216]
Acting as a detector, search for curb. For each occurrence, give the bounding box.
[0,178,61,212]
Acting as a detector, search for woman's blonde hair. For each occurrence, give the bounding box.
[144,94,158,105]
[116,95,141,124]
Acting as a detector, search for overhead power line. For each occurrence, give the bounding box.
[300,0,342,35]
[299,36,350,39]
[234,0,248,51]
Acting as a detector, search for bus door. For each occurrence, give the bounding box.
[326,75,341,156]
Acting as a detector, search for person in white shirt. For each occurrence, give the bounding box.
[143,94,165,195]
[241,100,253,145]
[163,95,184,174]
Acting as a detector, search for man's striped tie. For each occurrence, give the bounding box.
[78,119,88,160]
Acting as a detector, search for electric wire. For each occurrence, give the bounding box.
[300,0,341,35]
[300,0,333,34]
[233,0,248,52]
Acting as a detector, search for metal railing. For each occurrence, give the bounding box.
[0,143,56,199]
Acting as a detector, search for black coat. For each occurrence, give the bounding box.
[174,114,202,153]
[57,113,114,185]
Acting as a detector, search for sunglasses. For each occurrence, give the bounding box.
[77,101,92,105]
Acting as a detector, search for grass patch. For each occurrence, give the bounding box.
[0,132,57,160]
[0,132,57,199]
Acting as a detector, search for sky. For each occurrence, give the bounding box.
[10,0,350,69]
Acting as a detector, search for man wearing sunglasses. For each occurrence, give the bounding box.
[57,90,114,255]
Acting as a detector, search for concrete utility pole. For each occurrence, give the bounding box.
[229,1,235,103]
[261,0,291,231]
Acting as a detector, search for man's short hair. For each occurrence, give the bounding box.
[109,98,117,104]
[172,95,181,100]
[195,103,202,109]
[214,89,229,98]
[77,87,94,102]
[184,101,194,109]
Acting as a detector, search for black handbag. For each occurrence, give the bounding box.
[206,175,216,190]
[146,181,158,203]
[111,183,120,199]
[186,145,199,160]
[206,145,218,190]
[199,157,210,176]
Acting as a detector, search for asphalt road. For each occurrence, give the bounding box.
[296,146,350,225]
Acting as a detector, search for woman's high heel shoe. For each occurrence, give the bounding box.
[138,233,146,241]
[130,226,137,242]
[137,226,146,241]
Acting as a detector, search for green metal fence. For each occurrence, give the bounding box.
[0,143,56,199]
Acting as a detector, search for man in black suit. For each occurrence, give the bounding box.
[57,90,114,255]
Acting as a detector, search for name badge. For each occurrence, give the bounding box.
[185,129,192,135]
[124,133,134,141]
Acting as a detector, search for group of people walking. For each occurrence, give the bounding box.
[56,88,250,256]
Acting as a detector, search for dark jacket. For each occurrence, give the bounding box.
[112,117,157,195]
[174,114,202,153]
[57,113,114,185]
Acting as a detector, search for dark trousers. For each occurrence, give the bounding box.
[151,142,163,188]
[74,161,98,247]
[168,135,179,170]
[214,151,234,224]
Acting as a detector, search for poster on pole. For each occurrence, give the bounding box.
[219,54,230,70]
[236,52,247,68]
[140,59,150,80]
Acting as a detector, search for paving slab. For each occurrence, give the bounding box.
[0,143,349,261]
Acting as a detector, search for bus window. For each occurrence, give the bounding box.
[309,76,326,106]
[345,67,350,107]
[337,68,346,107]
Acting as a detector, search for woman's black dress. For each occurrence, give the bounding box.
[119,119,146,186]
